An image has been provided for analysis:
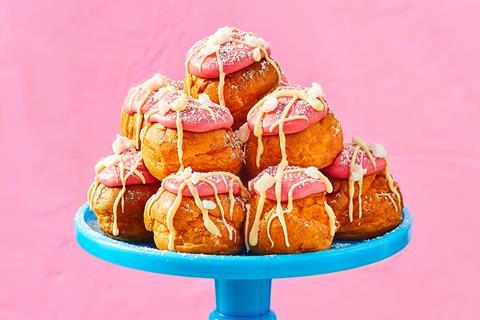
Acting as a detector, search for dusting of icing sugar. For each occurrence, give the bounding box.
[324,137,401,224]
[95,148,157,187]
[88,138,158,237]
[185,27,281,109]
[122,74,183,149]
[187,28,270,76]
[249,166,329,201]
[247,85,329,137]
[245,83,335,250]
[144,170,247,250]
[334,143,383,172]
[164,170,244,197]
[146,91,234,132]
[247,165,336,248]
[122,75,183,115]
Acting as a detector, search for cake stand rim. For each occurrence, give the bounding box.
[74,202,412,279]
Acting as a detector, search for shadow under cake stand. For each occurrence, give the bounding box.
[74,202,412,320]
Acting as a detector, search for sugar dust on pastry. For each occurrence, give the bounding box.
[144,169,248,254]
[87,135,160,241]
[245,165,337,254]
[121,73,183,148]
[141,90,243,180]
[243,83,343,178]
[322,137,403,240]
[184,26,281,129]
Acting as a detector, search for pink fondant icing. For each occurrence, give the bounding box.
[148,91,234,132]
[247,86,328,135]
[122,80,183,115]
[322,143,386,179]
[187,29,271,79]
[163,174,241,197]
[97,150,158,187]
[249,166,327,202]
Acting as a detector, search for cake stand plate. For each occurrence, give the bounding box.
[74,203,412,320]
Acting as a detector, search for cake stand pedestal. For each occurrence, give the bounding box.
[74,203,412,320]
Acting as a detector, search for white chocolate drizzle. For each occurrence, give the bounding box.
[248,165,335,249]
[144,170,247,251]
[141,92,219,172]
[124,74,180,149]
[346,138,401,223]
[247,85,328,168]
[88,137,149,236]
[245,84,333,249]
[185,27,281,108]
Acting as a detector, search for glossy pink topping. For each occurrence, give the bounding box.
[323,143,386,179]
[122,79,183,115]
[187,28,271,79]
[247,86,328,135]
[249,166,327,202]
[164,174,241,197]
[148,91,234,132]
[97,150,158,188]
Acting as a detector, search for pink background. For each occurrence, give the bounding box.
[1,0,478,319]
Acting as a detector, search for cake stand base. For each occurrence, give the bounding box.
[74,203,412,319]
[210,279,275,320]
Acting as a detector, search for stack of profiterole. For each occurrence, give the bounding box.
[87,26,404,255]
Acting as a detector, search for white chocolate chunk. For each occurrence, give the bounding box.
[202,200,217,210]
[262,96,278,113]
[252,47,261,62]
[351,164,367,182]
[371,143,388,158]
[170,93,188,112]
[112,135,135,154]
[176,167,193,181]
[237,123,251,143]
[208,26,233,45]
[254,173,276,193]
[153,87,169,101]
[244,34,269,48]
[156,100,171,115]
[191,172,201,185]
[198,93,212,105]
[143,73,166,91]
[304,166,322,180]
[352,136,365,145]
[94,154,121,173]
[307,82,326,98]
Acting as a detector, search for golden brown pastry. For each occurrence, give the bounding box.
[140,91,243,180]
[242,84,343,179]
[245,165,337,254]
[87,136,160,241]
[323,137,403,240]
[184,26,281,129]
[120,73,183,148]
[144,170,248,254]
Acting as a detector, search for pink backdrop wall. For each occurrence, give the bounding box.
[1,0,478,319]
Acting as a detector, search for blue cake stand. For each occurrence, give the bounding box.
[74,203,412,320]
